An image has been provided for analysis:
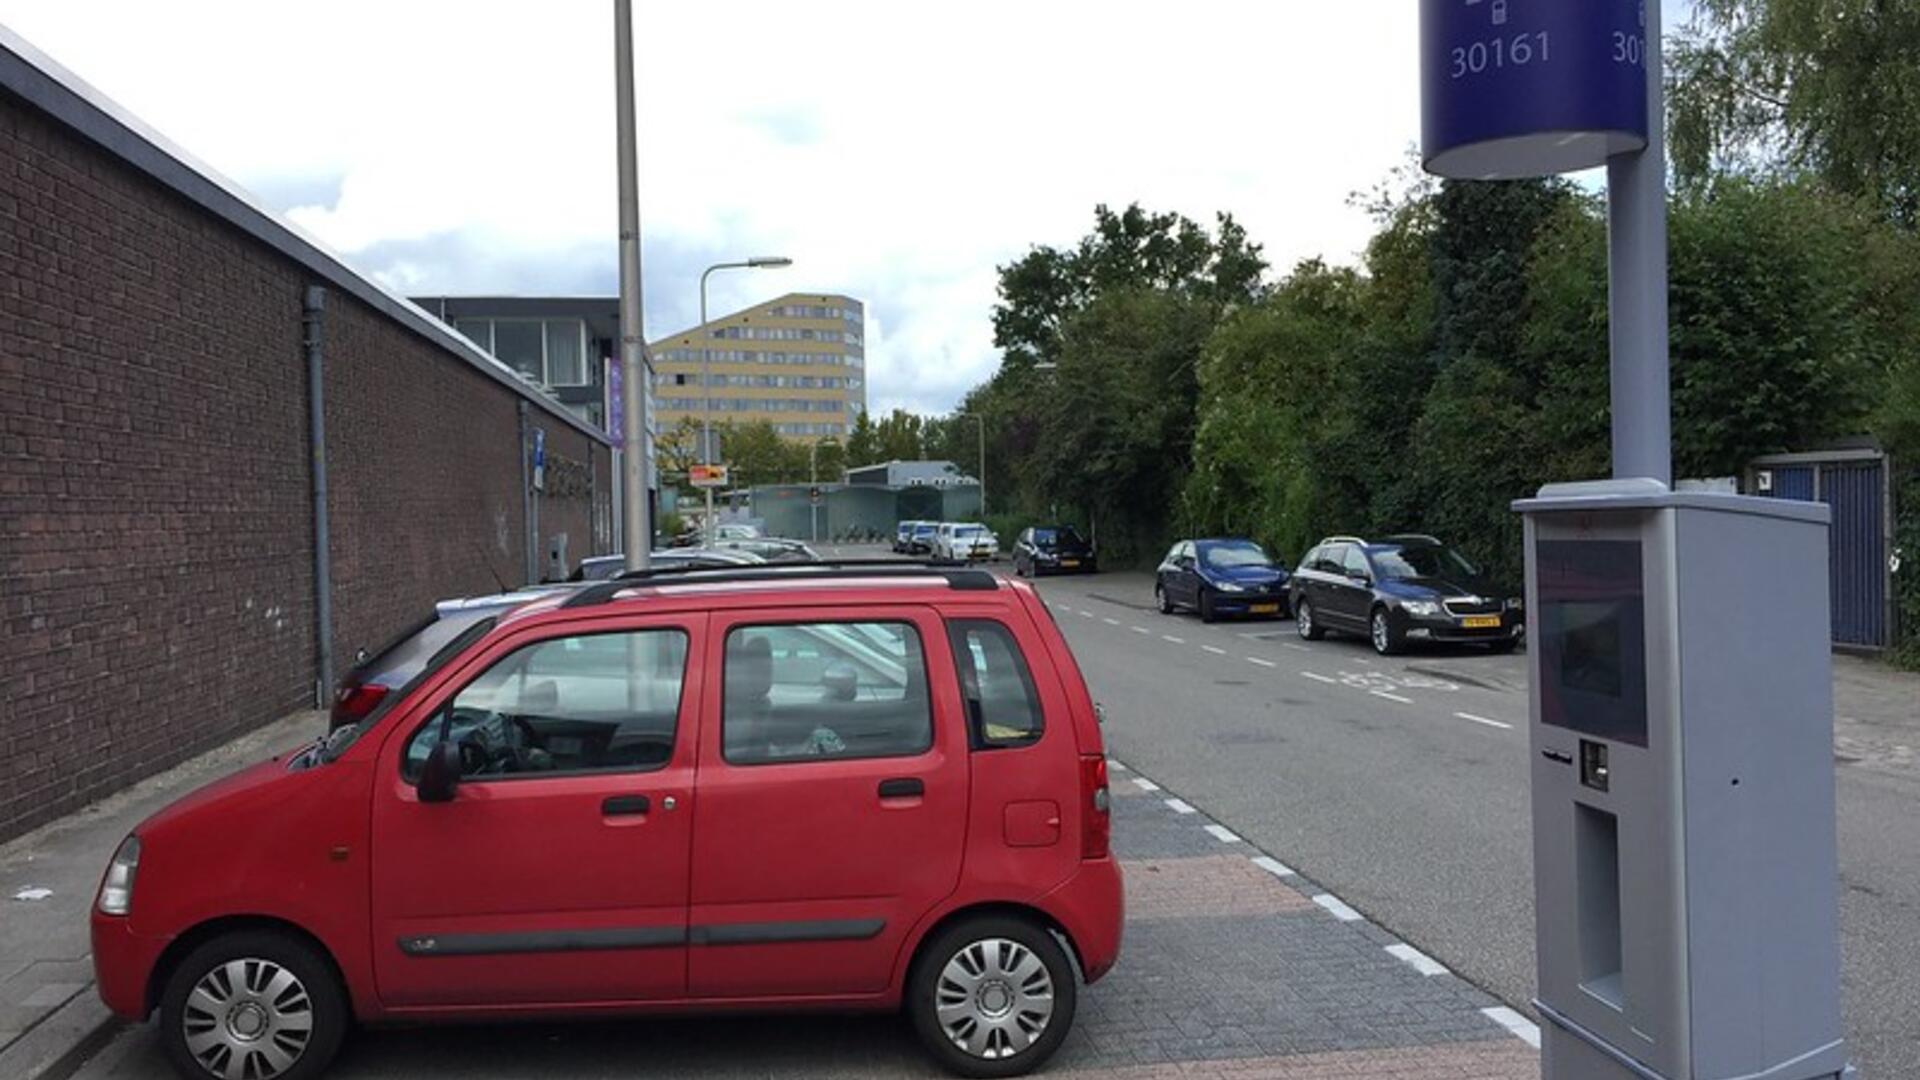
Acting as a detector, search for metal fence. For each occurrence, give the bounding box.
[748,483,983,543]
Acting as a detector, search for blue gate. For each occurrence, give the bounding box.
[1750,451,1893,649]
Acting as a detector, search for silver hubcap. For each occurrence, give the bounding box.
[182,958,314,1080]
[1297,604,1312,636]
[936,938,1055,1060]
[1373,613,1388,651]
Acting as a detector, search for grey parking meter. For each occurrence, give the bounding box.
[1516,479,1849,1080]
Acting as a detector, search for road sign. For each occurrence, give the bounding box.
[690,463,729,489]
[809,486,822,506]
[604,356,623,448]
[532,427,546,491]
[1421,0,1648,179]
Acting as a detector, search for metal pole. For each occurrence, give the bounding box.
[615,0,651,571]
[810,441,819,545]
[1606,0,1671,486]
[700,266,714,547]
[302,286,333,707]
[972,414,986,517]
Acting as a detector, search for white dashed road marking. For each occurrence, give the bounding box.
[1282,642,1311,652]
[1131,777,1161,792]
[1103,618,1121,626]
[1251,855,1296,878]
[1370,690,1414,704]
[1080,611,1095,618]
[1481,1006,1542,1049]
[1300,672,1339,684]
[1164,798,1196,814]
[1202,645,1227,655]
[1247,656,1277,668]
[1161,635,1185,644]
[1313,894,1364,922]
[1108,760,1128,771]
[1131,626,1151,635]
[1386,943,1449,977]
[1203,823,1243,843]
[1454,711,1515,730]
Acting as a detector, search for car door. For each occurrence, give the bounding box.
[369,614,704,1007]
[1175,542,1203,606]
[1332,545,1375,629]
[687,607,968,998]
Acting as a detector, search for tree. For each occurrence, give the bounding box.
[810,437,847,482]
[873,409,926,462]
[992,203,1267,366]
[1671,0,1920,225]
[845,411,880,467]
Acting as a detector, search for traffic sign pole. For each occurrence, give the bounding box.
[1607,0,1671,485]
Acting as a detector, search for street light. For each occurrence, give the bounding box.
[698,255,792,544]
[955,412,986,520]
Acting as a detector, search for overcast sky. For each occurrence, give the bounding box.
[0,2,1688,416]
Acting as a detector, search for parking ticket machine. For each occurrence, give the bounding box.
[1516,479,1849,1080]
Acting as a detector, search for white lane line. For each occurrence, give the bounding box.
[1164,798,1196,815]
[1080,610,1095,618]
[1102,617,1121,626]
[1370,690,1414,704]
[1202,645,1227,655]
[1131,777,1161,792]
[1203,823,1243,843]
[1108,759,1128,771]
[1282,642,1311,652]
[1454,711,1515,730]
[1300,671,1339,684]
[1131,626,1151,635]
[1312,894,1364,922]
[1385,943,1449,977]
[1481,1006,1542,1049]
[1352,657,1375,666]
[1246,656,1278,668]
[1161,635,1186,644]
[1251,855,1296,878]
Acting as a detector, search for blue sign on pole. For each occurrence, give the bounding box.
[1421,0,1649,179]
[605,355,624,448]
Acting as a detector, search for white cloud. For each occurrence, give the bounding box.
[1,0,1429,414]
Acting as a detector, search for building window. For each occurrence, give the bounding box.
[454,319,493,352]
[491,320,544,381]
[546,320,587,386]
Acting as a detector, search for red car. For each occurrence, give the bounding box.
[92,564,1122,1080]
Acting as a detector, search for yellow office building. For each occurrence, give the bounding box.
[650,293,866,440]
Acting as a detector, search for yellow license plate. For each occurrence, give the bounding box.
[1060,559,1079,568]
[1462,615,1501,629]
[1250,603,1280,615]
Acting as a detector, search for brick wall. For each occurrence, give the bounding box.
[0,90,608,842]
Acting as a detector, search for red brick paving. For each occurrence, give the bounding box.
[1123,856,1317,918]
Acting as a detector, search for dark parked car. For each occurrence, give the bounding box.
[1154,538,1290,622]
[1289,534,1522,655]
[906,521,940,554]
[894,519,928,553]
[572,548,765,581]
[1013,525,1098,577]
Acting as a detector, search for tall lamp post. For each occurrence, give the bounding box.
[699,256,792,544]
[613,0,651,572]
[956,412,986,519]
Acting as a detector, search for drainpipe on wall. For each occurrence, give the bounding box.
[303,285,334,708]
[518,400,536,585]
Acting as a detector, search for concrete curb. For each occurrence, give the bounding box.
[0,989,121,1080]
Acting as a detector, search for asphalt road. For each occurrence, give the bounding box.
[1030,568,1919,1080]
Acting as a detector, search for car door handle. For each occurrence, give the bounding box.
[601,795,651,816]
[877,778,924,799]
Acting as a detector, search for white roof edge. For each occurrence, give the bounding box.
[0,25,609,444]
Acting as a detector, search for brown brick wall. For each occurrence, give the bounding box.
[0,90,608,842]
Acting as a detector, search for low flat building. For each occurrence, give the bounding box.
[845,460,978,488]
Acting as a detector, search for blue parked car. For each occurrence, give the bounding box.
[1155,538,1291,622]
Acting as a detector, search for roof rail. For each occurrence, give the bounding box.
[1378,533,1442,545]
[558,559,1000,609]
[1321,534,1368,546]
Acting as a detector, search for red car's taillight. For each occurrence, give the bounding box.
[1080,754,1111,860]
[330,682,388,730]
